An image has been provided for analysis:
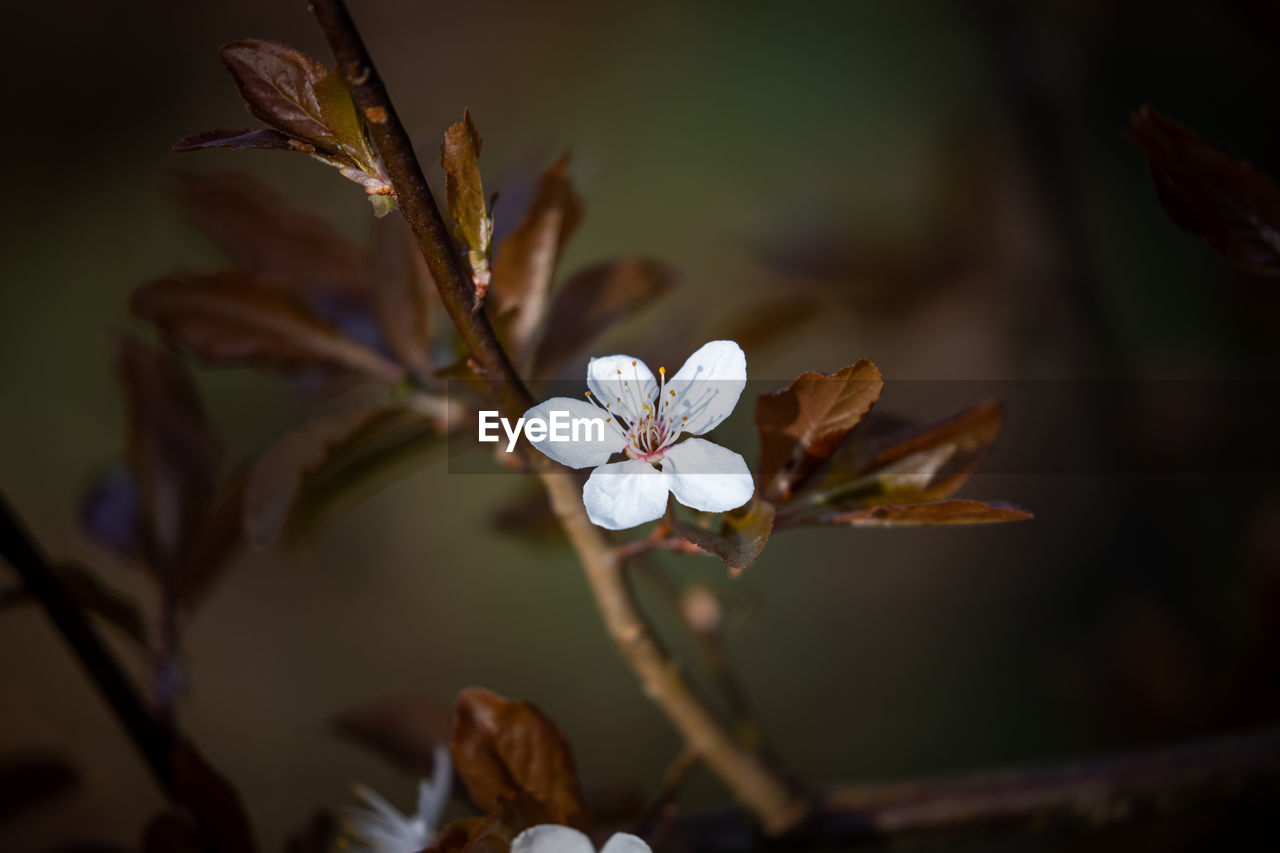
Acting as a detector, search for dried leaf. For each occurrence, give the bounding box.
[172,128,302,153]
[1131,105,1280,276]
[0,752,78,822]
[131,272,403,382]
[116,337,221,575]
[491,155,584,358]
[333,692,452,778]
[669,498,776,576]
[174,172,371,297]
[170,741,258,853]
[450,687,588,831]
[441,109,492,284]
[532,258,676,376]
[755,360,883,502]
[371,215,434,372]
[817,499,1032,526]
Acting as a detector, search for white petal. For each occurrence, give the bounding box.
[600,833,653,853]
[583,459,670,530]
[416,744,452,829]
[661,438,754,513]
[666,340,746,435]
[587,354,658,425]
[511,825,598,853]
[524,397,626,469]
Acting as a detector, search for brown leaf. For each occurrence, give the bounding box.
[815,400,1002,502]
[174,172,371,297]
[131,272,403,382]
[491,155,584,358]
[441,109,491,256]
[116,337,221,575]
[172,128,302,153]
[1131,105,1280,276]
[532,258,676,376]
[218,40,343,153]
[670,498,776,576]
[450,687,588,831]
[817,499,1032,526]
[332,692,452,778]
[755,360,883,502]
[371,215,434,372]
[243,404,435,547]
[170,740,258,853]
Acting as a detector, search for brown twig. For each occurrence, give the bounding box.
[307,0,809,834]
[0,489,175,796]
[665,724,1280,850]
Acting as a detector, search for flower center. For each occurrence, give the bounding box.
[585,361,689,463]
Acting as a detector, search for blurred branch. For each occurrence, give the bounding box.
[666,724,1280,850]
[0,489,175,796]
[307,0,809,834]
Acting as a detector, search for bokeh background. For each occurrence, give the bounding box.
[3,0,1280,850]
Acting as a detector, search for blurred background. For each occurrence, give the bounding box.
[3,0,1280,850]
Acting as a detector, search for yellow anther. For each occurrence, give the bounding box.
[659,366,665,375]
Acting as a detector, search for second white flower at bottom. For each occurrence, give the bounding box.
[524,340,754,530]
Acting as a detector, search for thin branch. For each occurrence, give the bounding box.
[665,724,1280,851]
[307,0,809,834]
[637,747,703,841]
[0,489,175,796]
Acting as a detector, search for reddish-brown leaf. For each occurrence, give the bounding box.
[218,40,335,149]
[818,499,1032,526]
[450,688,588,831]
[174,172,371,297]
[371,215,434,372]
[1131,105,1280,276]
[491,155,584,358]
[172,128,303,153]
[131,272,403,382]
[116,337,221,576]
[811,399,1004,503]
[755,360,883,502]
[532,258,676,376]
[332,692,452,778]
[441,109,490,254]
[670,497,776,576]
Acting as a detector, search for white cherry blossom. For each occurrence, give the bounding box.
[525,340,754,530]
[511,825,652,853]
[341,745,451,853]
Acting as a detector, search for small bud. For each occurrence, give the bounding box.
[681,584,722,636]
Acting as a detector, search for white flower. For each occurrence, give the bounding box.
[512,825,651,853]
[341,745,451,853]
[525,340,754,530]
